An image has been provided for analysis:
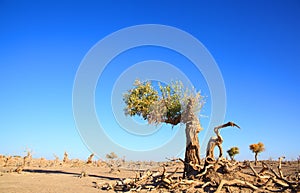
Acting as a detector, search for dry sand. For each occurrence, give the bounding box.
[0,166,142,193]
[0,157,298,193]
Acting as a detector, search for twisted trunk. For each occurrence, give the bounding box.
[254,153,258,165]
[182,98,202,178]
[183,121,201,178]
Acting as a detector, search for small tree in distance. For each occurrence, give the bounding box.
[106,152,118,160]
[63,151,69,164]
[249,142,265,165]
[227,147,239,161]
[106,152,119,173]
[86,153,94,164]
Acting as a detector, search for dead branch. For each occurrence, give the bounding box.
[206,122,240,159]
[278,156,285,178]
[223,162,243,173]
[202,181,215,189]
[86,153,94,164]
[262,161,298,191]
[97,158,299,192]
[215,179,258,193]
[248,162,270,179]
[196,164,214,178]
[166,167,179,179]
[95,120,299,193]
[14,165,24,174]
[272,177,289,187]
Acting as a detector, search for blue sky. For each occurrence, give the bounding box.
[0,0,299,161]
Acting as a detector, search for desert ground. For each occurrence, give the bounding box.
[0,153,299,193]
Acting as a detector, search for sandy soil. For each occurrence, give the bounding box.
[0,157,165,193]
[0,166,141,193]
[0,158,299,193]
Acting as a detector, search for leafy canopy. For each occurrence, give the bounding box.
[249,142,265,154]
[227,147,239,158]
[123,80,159,119]
[123,79,203,126]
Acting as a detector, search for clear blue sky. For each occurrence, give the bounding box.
[0,0,299,161]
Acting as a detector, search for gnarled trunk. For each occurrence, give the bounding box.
[184,121,201,178]
[182,98,202,178]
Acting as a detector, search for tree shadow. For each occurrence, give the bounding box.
[23,169,120,181]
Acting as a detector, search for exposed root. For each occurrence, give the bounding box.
[98,158,299,192]
[215,179,258,193]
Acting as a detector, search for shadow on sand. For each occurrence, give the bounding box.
[23,169,120,181]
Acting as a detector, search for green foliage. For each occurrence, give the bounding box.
[227,147,239,159]
[123,80,159,120]
[106,152,118,160]
[123,79,203,126]
[158,83,182,121]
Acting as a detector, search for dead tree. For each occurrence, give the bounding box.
[23,150,32,166]
[278,156,285,178]
[206,122,240,159]
[63,152,69,164]
[86,153,94,165]
[97,121,299,193]
[182,98,202,178]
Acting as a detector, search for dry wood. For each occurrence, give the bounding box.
[86,153,94,164]
[196,164,214,178]
[96,122,298,193]
[14,165,24,174]
[248,162,270,179]
[206,122,240,159]
[278,156,285,178]
[215,179,258,193]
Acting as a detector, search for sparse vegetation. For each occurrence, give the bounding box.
[227,147,239,161]
[63,152,69,164]
[105,152,120,173]
[53,154,60,166]
[0,151,299,192]
[23,150,32,166]
[249,142,265,165]
[105,152,118,160]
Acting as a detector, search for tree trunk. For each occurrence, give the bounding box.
[254,153,258,166]
[183,118,201,178]
[181,98,202,179]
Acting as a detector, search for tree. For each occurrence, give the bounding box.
[86,153,94,164]
[106,152,118,160]
[123,80,204,178]
[227,147,239,161]
[63,151,69,164]
[249,142,265,165]
[206,122,240,160]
